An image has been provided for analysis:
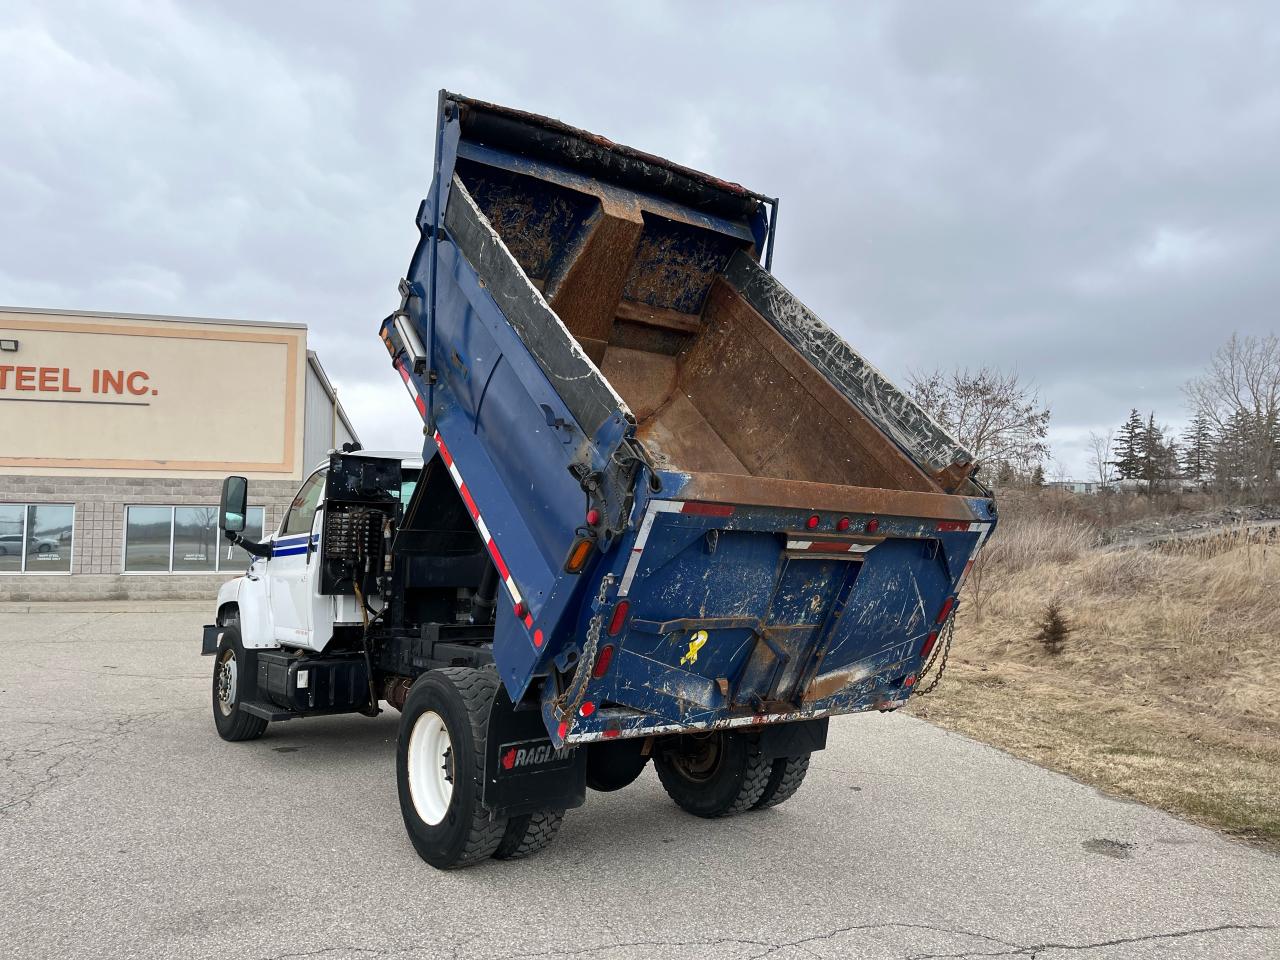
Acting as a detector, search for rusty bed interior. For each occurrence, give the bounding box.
[456,159,942,496]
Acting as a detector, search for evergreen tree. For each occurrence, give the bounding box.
[1180,413,1215,484]
[1138,413,1177,491]
[1032,599,1072,656]
[1030,463,1045,487]
[1165,438,1182,478]
[1213,411,1252,487]
[1139,413,1158,489]
[1111,409,1144,479]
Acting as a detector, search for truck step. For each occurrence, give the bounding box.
[240,700,297,722]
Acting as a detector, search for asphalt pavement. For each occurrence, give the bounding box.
[1,609,1277,959]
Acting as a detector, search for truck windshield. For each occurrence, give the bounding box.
[397,469,420,505]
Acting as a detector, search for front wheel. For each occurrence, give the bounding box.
[654,732,772,818]
[211,625,268,742]
[396,668,508,869]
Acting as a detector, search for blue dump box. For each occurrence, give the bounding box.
[380,92,996,750]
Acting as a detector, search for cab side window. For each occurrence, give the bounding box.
[281,470,326,536]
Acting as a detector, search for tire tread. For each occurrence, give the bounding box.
[752,754,811,810]
[654,735,772,818]
[433,667,507,868]
[493,809,565,860]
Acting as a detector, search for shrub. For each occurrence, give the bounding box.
[1033,599,1072,656]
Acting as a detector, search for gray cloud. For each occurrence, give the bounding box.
[3,1,1277,475]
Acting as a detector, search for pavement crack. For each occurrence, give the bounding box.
[749,921,1021,960]
[906,922,1279,959]
[481,934,776,959]
[0,709,164,817]
[258,950,391,960]
[478,920,1019,960]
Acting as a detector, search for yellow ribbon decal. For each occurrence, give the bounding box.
[680,630,709,666]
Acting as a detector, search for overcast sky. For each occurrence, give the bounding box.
[3,1,1277,478]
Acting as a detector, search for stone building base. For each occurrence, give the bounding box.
[0,474,302,602]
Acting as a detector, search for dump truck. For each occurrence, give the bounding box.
[203,91,996,869]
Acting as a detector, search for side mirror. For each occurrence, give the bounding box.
[219,476,249,533]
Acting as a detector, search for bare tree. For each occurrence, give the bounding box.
[1184,333,1280,487]
[908,366,1051,479]
[1087,429,1114,485]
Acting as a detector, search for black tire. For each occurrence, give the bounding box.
[396,667,508,869]
[585,738,650,792]
[493,809,564,860]
[752,754,811,810]
[211,625,268,742]
[654,732,772,818]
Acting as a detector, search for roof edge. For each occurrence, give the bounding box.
[306,350,361,445]
[0,304,307,331]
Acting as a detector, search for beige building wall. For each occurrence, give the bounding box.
[0,307,307,480]
[0,308,353,602]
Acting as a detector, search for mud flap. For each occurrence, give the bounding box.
[201,624,220,656]
[756,717,828,760]
[482,684,587,818]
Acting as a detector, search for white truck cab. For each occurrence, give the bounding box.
[211,450,422,653]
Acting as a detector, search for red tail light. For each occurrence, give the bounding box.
[936,596,957,623]
[806,514,820,529]
[592,644,615,678]
[607,601,629,636]
[866,518,880,533]
[836,517,850,531]
[920,629,939,660]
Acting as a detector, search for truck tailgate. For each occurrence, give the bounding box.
[544,493,993,745]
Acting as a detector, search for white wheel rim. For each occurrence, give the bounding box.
[407,710,454,826]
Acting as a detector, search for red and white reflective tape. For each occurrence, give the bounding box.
[431,429,538,640]
[396,362,427,419]
[954,522,993,589]
[618,500,684,596]
[784,539,877,554]
[936,520,992,533]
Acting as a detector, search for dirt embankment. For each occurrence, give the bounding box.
[1101,504,1280,549]
[908,498,1280,846]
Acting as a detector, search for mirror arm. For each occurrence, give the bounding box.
[225,530,272,559]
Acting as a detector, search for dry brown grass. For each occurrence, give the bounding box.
[910,509,1280,845]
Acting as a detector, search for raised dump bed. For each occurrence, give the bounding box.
[383,92,996,746]
[452,148,976,498]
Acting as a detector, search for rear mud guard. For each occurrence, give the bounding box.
[483,684,587,819]
[756,717,829,760]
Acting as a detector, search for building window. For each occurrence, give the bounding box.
[0,503,74,574]
[123,505,265,573]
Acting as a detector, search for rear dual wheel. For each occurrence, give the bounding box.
[654,731,810,817]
